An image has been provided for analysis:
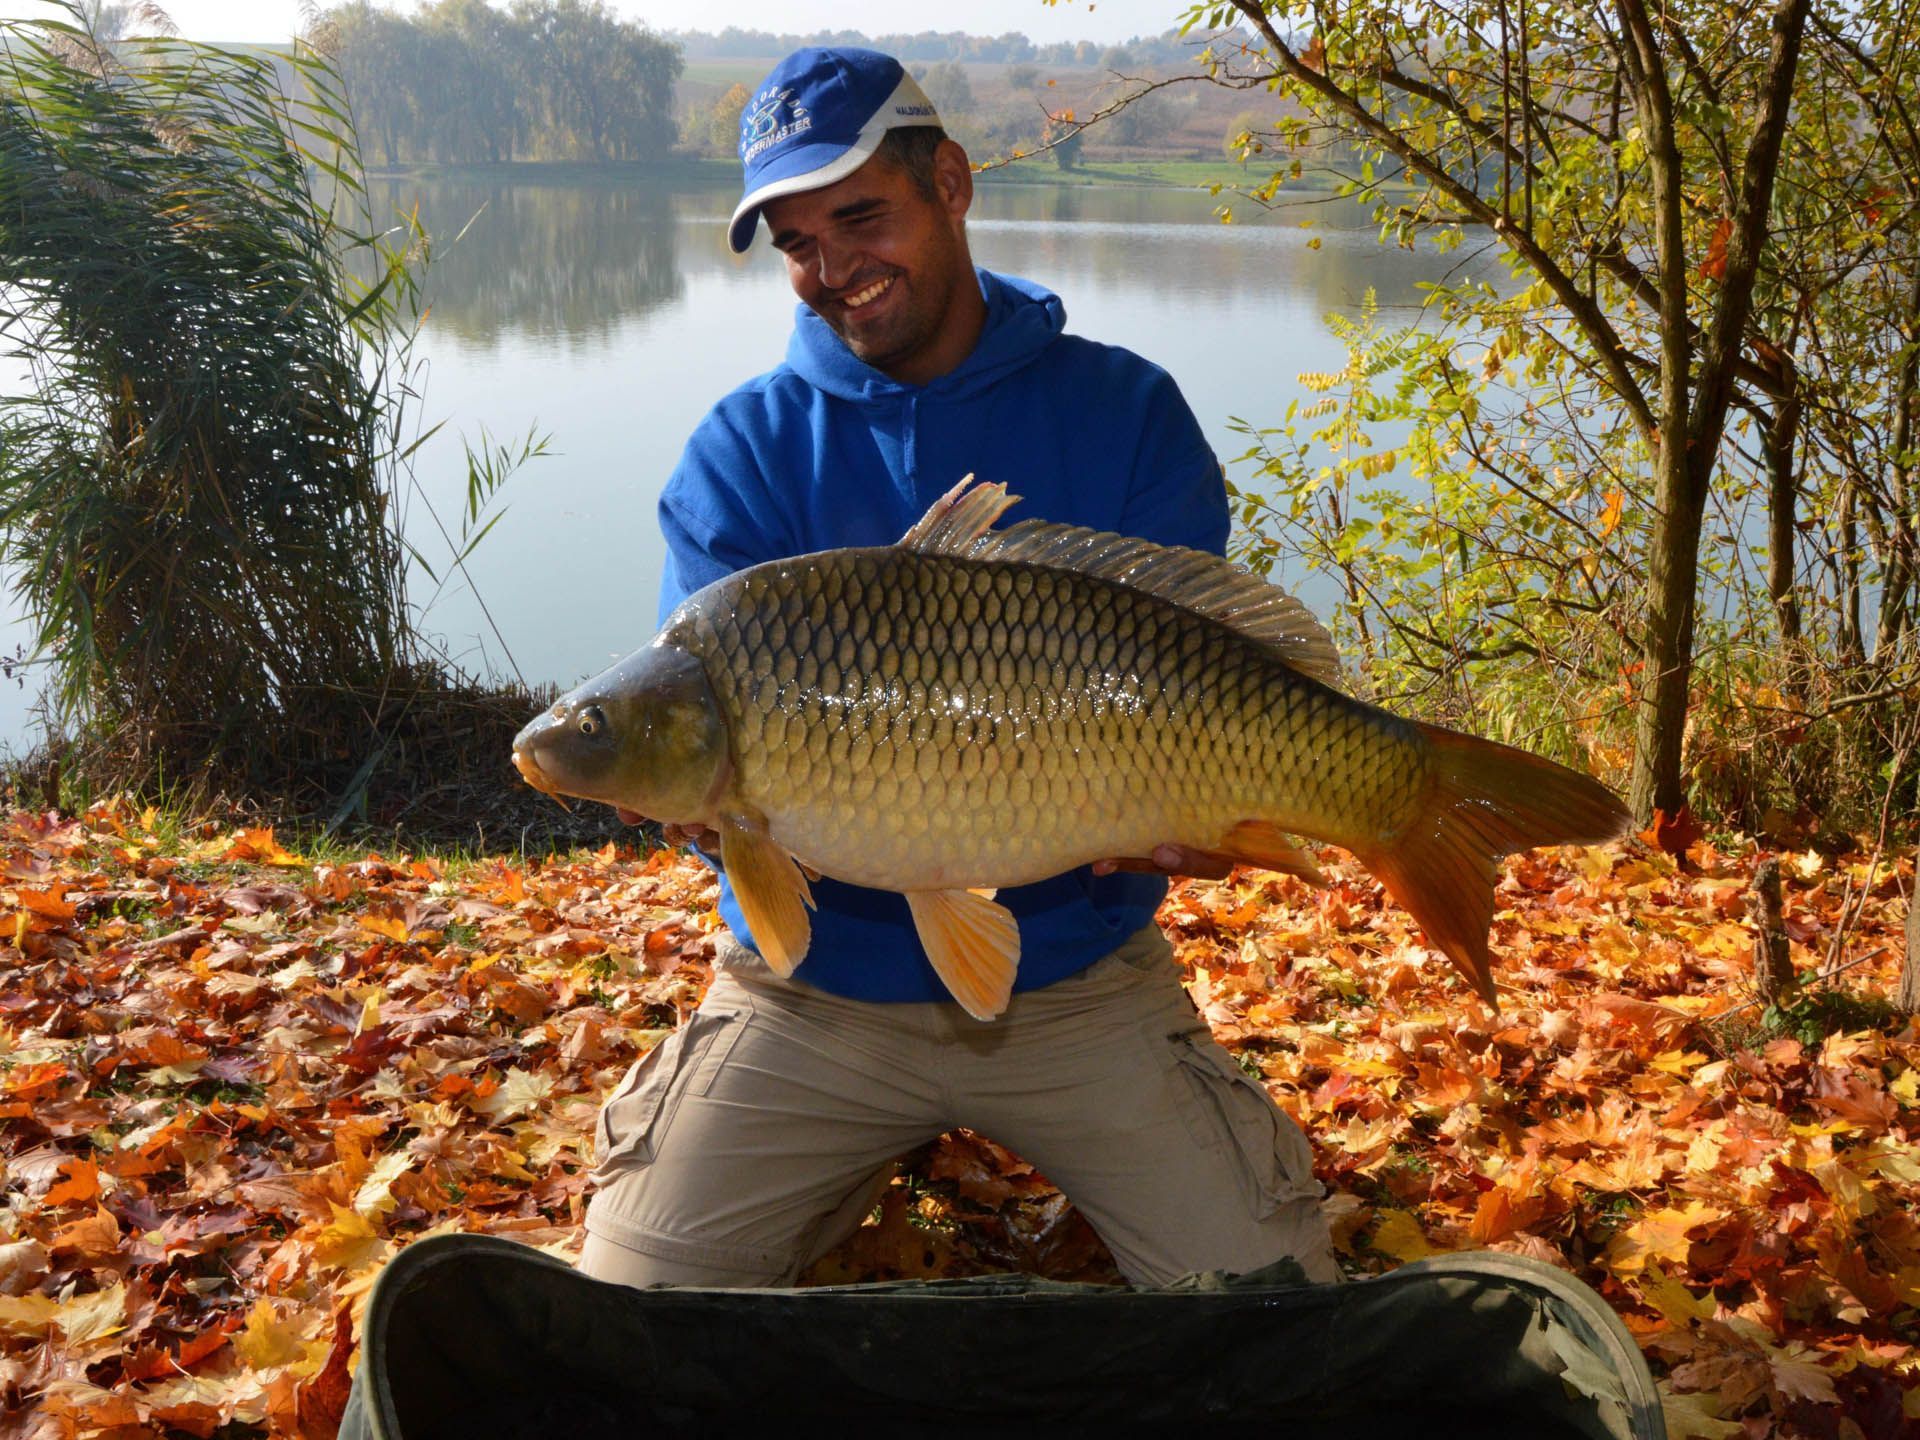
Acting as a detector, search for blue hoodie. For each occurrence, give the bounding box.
[656,268,1228,1002]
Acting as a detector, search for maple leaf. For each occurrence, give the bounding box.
[225,826,303,866]
[1368,1210,1442,1262]
[470,1065,556,1123]
[310,1203,389,1274]
[1659,1384,1744,1440]
[1606,1202,1727,1275]
[236,1296,307,1371]
[352,1150,417,1219]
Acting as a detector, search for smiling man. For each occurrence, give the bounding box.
[579,47,1338,1291]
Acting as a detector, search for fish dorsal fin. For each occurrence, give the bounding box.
[898,474,1020,550]
[901,481,1339,686]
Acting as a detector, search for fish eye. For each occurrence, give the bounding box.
[578,705,606,737]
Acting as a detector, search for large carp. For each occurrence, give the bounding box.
[513,479,1629,1019]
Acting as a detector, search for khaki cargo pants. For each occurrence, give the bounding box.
[579,925,1338,1288]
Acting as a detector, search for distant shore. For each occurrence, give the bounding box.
[360,155,1352,195]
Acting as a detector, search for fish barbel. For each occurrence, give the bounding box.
[513,478,1629,1018]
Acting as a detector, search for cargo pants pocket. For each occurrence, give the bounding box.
[1164,1027,1322,1219]
[591,994,751,1184]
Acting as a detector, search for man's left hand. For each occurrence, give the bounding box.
[1091,845,1234,881]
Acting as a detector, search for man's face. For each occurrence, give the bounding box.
[762,142,976,384]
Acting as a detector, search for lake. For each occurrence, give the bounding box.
[0,173,1499,751]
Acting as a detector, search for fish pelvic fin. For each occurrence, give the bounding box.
[1358,723,1631,1007]
[1208,820,1325,885]
[720,817,815,978]
[906,888,1021,1021]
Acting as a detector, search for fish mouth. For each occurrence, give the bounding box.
[511,748,571,809]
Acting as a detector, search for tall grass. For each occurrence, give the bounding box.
[0,1,425,797]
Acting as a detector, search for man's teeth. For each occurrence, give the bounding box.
[844,276,892,309]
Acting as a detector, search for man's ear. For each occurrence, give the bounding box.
[932,138,974,222]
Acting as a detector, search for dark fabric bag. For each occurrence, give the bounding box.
[340,1233,1665,1438]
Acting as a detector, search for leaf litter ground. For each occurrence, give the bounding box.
[0,798,1914,1437]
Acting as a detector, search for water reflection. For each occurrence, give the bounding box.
[369,178,693,347]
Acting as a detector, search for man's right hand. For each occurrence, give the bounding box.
[654,817,722,857]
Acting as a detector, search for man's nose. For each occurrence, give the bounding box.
[815,237,858,291]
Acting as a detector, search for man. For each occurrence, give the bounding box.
[578,47,1337,1290]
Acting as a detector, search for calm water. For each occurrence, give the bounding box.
[0,176,1498,749]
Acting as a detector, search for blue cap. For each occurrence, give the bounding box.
[728,48,943,254]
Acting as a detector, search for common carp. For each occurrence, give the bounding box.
[513,478,1629,1019]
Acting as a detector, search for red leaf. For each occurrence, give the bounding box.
[1640,806,1703,856]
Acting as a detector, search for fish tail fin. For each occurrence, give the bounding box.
[1356,723,1630,1005]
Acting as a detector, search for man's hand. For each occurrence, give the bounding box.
[1091,844,1234,881]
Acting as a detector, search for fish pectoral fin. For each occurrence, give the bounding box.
[1211,820,1326,885]
[906,888,1020,1022]
[719,819,814,979]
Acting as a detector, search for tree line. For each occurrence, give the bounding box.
[673,27,1208,70]
[313,0,681,165]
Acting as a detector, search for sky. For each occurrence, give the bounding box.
[0,0,1192,44]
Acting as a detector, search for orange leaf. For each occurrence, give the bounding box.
[358,913,412,943]
[44,1157,101,1207]
[1698,217,1731,281]
[14,886,75,920]
[51,1205,121,1261]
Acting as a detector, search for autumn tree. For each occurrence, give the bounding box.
[706,81,749,154]
[312,0,681,165]
[1173,0,1920,829]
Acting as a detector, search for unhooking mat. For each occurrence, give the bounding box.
[339,1232,1666,1438]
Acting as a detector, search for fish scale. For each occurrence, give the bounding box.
[666,544,1424,895]
[512,478,1631,1018]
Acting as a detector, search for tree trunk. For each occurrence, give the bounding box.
[1624,0,1809,823]
[1901,844,1920,1014]
[1621,0,1698,824]
[1876,267,1920,664]
[1751,855,1796,1006]
[1764,392,1802,655]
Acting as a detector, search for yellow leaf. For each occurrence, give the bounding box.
[1639,1267,1715,1328]
[352,1150,415,1219]
[54,1282,127,1346]
[1597,487,1625,537]
[471,1066,556,1123]
[236,1297,305,1371]
[1571,846,1615,883]
[311,1202,389,1274]
[1606,1202,1725,1275]
[0,1292,60,1337]
[1890,1069,1917,1107]
[1369,1210,1440,1262]
[1660,1384,1745,1439]
[1649,1050,1708,1077]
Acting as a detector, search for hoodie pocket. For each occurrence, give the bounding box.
[592,997,751,1180]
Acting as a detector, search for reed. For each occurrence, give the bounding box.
[0,2,430,804]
